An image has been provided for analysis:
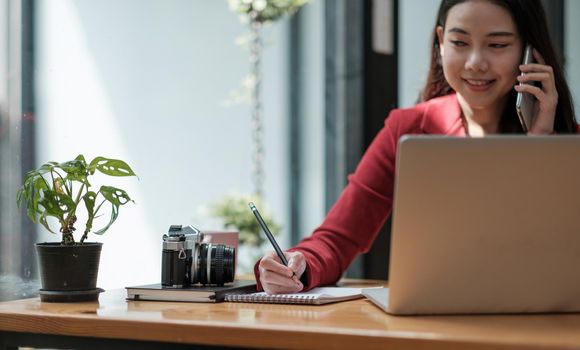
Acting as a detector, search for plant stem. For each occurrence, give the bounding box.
[61,182,85,234]
[80,229,89,243]
[39,174,50,191]
[49,170,55,190]
[68,179,73,197]
[73,183,86,206]
[80,198,106,243]
[95,197,106,215]
[60,219,75,245]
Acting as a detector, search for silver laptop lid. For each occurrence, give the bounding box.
[387,136,580,315]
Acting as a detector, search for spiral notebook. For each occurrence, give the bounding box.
[224,287,364,305]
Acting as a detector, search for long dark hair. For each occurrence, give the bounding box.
[419,0,577,133]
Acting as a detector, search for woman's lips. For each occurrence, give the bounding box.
[463,78,495,91]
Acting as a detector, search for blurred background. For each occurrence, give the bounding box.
[1,0,578,300]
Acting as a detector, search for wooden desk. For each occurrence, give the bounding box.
[1,281,580,350]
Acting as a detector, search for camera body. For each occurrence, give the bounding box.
[162,225,235,287]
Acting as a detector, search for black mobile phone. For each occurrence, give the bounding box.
[515,44,535,132]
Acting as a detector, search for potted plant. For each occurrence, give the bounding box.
[17,155,137,302]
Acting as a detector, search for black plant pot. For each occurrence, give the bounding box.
[35,242,104,302]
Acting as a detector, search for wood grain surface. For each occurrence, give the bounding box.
[1,280,580,350]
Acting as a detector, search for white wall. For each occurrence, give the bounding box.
[565,0,580,117]
[398,0,440,107]
[35,0,289,288]
[297,0,326,238]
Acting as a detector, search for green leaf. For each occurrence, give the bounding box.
[59,156,86,171]
[31,177,49,219]
[38,189,76,218]
[16,186,37,224]
[83,191,96,213]
[93,186,133,234]
[39,212,58,234]
[83,191,97,234]
[93,201,119,235]
[100,186,132,206]
[16,188,23,208]
[17,172,49,223]
[57,156,89,184]
[74,154,87,163]
[36,161,58,175]
[89,157,137,177]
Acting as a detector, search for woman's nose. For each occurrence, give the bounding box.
[465,50,489,72]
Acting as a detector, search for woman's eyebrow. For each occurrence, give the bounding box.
[447,27,469,35]
[447,27,515,37]
[487,31,515,37]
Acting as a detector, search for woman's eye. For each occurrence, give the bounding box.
[451,40,467,47]
[489,43,508,49]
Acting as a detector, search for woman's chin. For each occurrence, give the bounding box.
[457,91,506,112]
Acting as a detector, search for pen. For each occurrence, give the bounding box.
[249,202,289,267]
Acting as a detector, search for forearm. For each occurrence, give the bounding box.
[289,178,393,290]
[254,114,400,292]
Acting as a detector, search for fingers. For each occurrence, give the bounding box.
[515,48,558,134]
[258,251,304,295]
[518,63,552,74]
[262,282,303,295]
[260,269,303,294]
[287,252,307,277]
[515,83,557,108]
[260,252,294,277]
[515,74,558,110]
[518,48,557,95]
[517,65,557,95]
[260,270,303,294]
[517,71,551,84]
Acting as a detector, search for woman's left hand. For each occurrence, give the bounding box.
[515,48,558,134]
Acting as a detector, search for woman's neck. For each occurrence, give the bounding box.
[457,94,507,137]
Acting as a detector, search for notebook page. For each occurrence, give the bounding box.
[225,287,364,305]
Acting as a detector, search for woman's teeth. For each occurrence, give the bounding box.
[466,79,492,86]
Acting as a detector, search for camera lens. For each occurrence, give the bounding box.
[194,243,235,286]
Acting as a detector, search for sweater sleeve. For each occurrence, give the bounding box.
[254,109,405,291]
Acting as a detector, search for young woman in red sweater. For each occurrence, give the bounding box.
[256,0,579,294]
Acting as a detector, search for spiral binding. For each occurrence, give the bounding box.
[225,293,319,305]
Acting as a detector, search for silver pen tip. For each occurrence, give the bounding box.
[248,202,256,211]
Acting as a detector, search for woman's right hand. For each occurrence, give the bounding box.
[258,251,306,294]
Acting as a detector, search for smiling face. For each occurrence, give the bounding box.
[437,0,523,115]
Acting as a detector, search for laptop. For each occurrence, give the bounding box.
[363,135,580,315]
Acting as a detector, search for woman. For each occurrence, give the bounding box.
[256,0,579,294]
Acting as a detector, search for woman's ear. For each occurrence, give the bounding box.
[436,26,444,57]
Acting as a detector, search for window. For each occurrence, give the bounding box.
[0,0,38,301]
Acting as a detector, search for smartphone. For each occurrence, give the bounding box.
[515,45,535,132]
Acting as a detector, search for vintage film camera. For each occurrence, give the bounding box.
[161,225,235,287]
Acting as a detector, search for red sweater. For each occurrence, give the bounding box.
[254,93,578,291]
